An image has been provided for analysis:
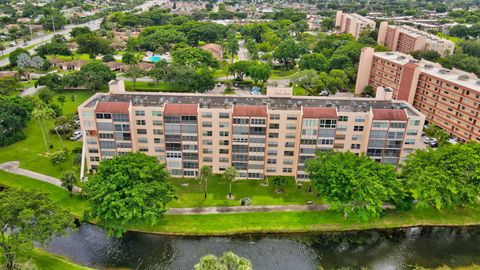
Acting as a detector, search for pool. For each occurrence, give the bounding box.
[148,55,161,62]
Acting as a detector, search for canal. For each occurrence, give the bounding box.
[45,225,480,269]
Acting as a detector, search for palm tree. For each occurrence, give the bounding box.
[223,167,237,200]
[32,107,55,154]
[61,172,77,197]
[200,165,213,199]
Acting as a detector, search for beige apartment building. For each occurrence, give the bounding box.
[377,22,455,56]
[335,11,376,39]
[356,47,480,142]
[78,80,425,180]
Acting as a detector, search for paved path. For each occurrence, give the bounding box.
[166,204,329,215]
[0,161,81,193]
[20,85,44,96]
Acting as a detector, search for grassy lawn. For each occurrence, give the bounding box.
[0,90,93,178]
[270,69,298,79]
[131,207,480,235]
[124,80,185,92]
[0,170,88,217]
[0,248,92,270]
[169,176,322,208]
[293,84,306,96]
[20,79,37,89]
[47,53,92,61]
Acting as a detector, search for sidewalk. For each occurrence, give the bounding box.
[166,204,329,215]
[0,161,81,192]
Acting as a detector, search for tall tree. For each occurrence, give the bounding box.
[306,151,402,220]
[76,33,113,58]
[188,68,215,93]
[9,48,29,66]
[225,31,239,63]
[299,53,328,72]
[273,38,307,69]
[172,47,219,68]
[200,165,213,199]
[61,172,77,197]
[78,62,116,91]
[223,167,238,199]
[124,66,144,89]
[0,77,21,95]
[0,96,33,147]
[246,61,271,85]
[195,251,252,270]
[84,153,177,237]
[0,190,72,270]
[401,143,480,209]
[122,51,139,65]
[32,107,55,154]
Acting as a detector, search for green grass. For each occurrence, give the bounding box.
[124,80,185,92]
[270,69,298,79]
[169,176,322,208]
[30,248,93,270]
[131,207,480,235]
[20,79,37,89]
[293,84,306,96]
[47,53,92,61]
[0,90,93,178]
[0,170,88,217]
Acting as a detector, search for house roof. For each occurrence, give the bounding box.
[201,43,223,53]
[95,101,130,113]
[105,61,125,68]
[233,105,268,117]
[372,109,408,121]
[164,103,198,116]
[302,107,337,119]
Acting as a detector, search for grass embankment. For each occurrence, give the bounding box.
[169,176,322,208]
[0,248,93,270]
[2,170,480,236]
[124,80,185,92]
[0,90,92,178]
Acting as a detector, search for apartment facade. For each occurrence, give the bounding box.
[356,47,480,142]
[335,11,376,39]
[79,81,425,180]
[377,22,454,56]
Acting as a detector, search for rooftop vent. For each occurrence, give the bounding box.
[386,52,395,55]
[476,80,480,85]
[424,64,434,69]
[438,69,450,74]
[458,74,469,81]
[397,56,406,60]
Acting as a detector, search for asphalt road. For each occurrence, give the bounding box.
[0,0,165,67]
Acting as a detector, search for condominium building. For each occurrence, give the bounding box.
[377,22,455,56]
[78,81,425,180]
[335,11,376,39]
[356,47,480,142]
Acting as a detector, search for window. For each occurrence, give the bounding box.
[318,139,333,145]
[269,133,279,138]
[153,129,162,135]
[203,131,212,137]
[352,135,362,141]
[409,119,421,126]
[338,116,348,121]
[372,122,389,129]
[286,124,296,130]
[267,150,277,156]
[233,118,249,125]
[137,129,147,134]
[166,152,182,158]
[136,120,146,125]
[99,133,114,139]
[202,122,212,127]
[152,120,163,126]
[138,138,148,144]
[251,118,266,125]
[202,139,212,145]
[285,142,295,148]
[135,110,145,116]
[154,138,162,144]
[82,111,93,118]
[96,113,111,119]
[283,159,293,165]
[219,140,229,146]
[268,141,278,147]
[88,148,99,154]
[351,144,361,149]
[202,112,212,118]
[152,111,162,117]
[287,115,297,120]
[87,139,97,145]
[286,133,296,139]
[117,142,132,148]
[319,119,336,128]
[203,157,213,162]
[112,114,129,122]
[219,113,229,119]
[355,117,365,123]
[390,122,406,129]
[269,123,279,129]
[219,122,229,128]
[267,159,277,164]
[407,130,418,136]
[283,168,292,173]
[353,126,364,132]
[336,125,347,131]
[98,123,114,131]
[270,114,280,120]
[219,149,229,154]
[303,119,318,126]
[219,131,229,137]
[405,139,415,145]
[284,151,294,156]
[90,157,100,162]
[219,157,229,163]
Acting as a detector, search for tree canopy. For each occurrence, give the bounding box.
[77,62,116,90]
[194,251,252,270]
[84,152,177,237]
[401,143,480,209]
[0,190,72,270]
[172,47,219,69]
[306,151,402,220]
[0,96,33,147]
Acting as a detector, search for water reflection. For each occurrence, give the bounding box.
[45,225,480,270]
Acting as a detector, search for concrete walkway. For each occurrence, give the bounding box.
[166,204,329,215]
[0,161,81,192]
[20,85,44,97]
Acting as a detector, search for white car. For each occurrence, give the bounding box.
[70,131,82,141]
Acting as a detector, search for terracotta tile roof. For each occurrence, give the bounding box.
[372,109,408,121]
[95,101,130,113]
[233,105,268,117]
[302,107,337,119]
[164,103,198,115]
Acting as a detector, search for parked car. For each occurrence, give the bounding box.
[422,137,432,144]
[428,138,438,148]
[70,131,82,141]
